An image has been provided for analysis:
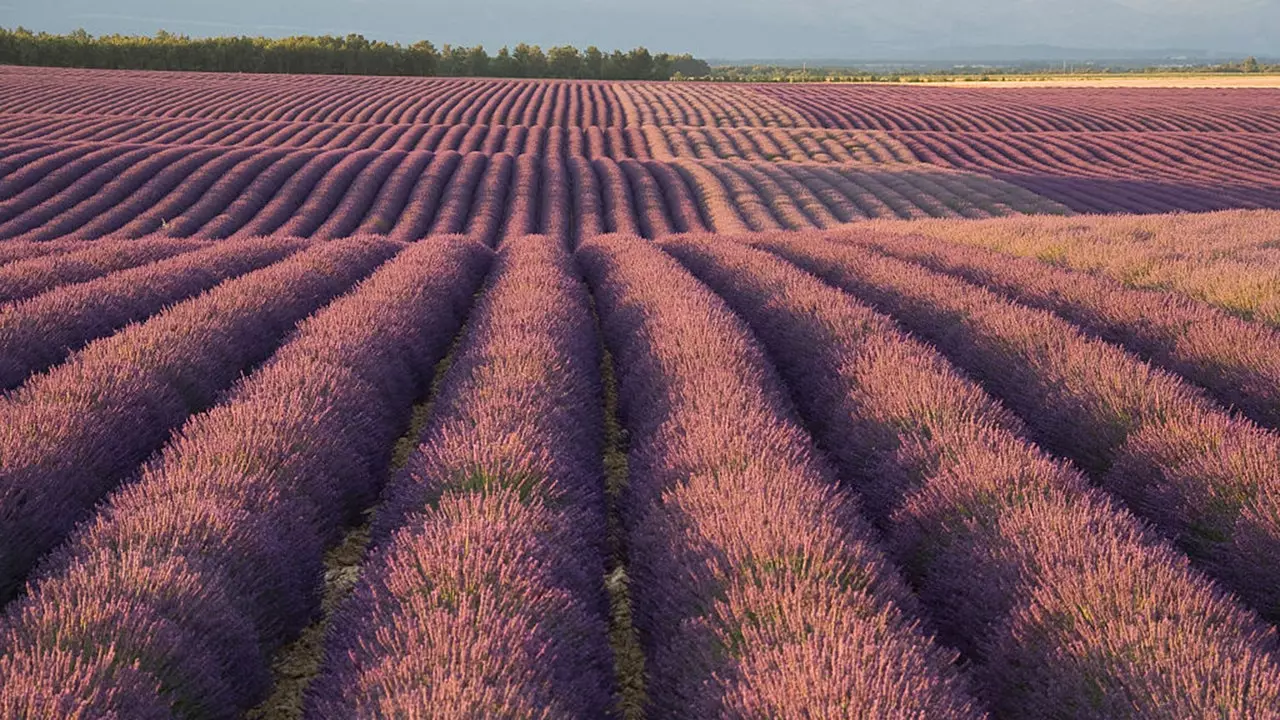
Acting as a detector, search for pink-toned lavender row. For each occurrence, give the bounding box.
[0,237,306,391]
[578,234,981,717]
[761,238,1280,623]
[0,238,400,602]
[309,235,613,717]
[0,144,147,225]
[0,236,206,304]
[0,238,492,718]
[665,237,1280,716]
[0,239,92,267]
[847,230,1280,430]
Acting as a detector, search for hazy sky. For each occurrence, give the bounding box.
[4,0,1277,58]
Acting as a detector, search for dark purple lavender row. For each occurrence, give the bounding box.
[0,240,84,267]
[309,235,612,716]
[0,237,306,391]
[0,238,401,602]
[850,230,1280,431]
[271,150,381,238]
[384,150,459,242]
[643,159,710,234]
[0,144,137,220]
[310,150,405,240]
[151,148,290,237]
[352,150,435,236]
[664,236,1280,716]
[577,234,981,717]
[462,151,515,247]
[594,157,642,236]
[760,237,1280,624]
[0,119,669,159]
[568,155,605,242]
[75,150,258,240]
[426,150,490,237]
[0,146,191,238]
[225,150,347,239]
[0,238,493,717]
[0,236,205,304]
[184,150,318,239]
[0,143,89,193]
[539,153,573,244]
[501,153,542,239]
[619,159,675,237]
[5,148,223,242]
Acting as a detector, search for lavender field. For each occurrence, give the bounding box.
[2,66,1280,718]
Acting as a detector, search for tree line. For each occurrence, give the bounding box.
[0,27,712,80]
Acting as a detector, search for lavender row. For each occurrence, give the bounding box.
[0,237,305,391]
[0,238,400,601]
[0,236,206,304]
[0,240,85,267]
[849,230,1280,430]
[760,237,1280,623]
[0,146,192,239]
[665,236,1280,716]
[0,144,142,224]
[578,234,981,717]
[309,235,613,716]
[0,238,492,717]
[10,148,227,243]
[0,135,1054,245]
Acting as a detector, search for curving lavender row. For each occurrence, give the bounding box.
[0,144,142,224]
[846,229,1280,431]
[272,149,380,239]
[425,151,490,238]
[760,237,1280,623]
[0,146,187,239]
[386,150,461,242]
[227,150,346,239]
[462,151,515,247]
[311,150,405,240]
[309,234,613,717]
[0,238,401,602]
[0,238,493,718]
[151,148,291,238]
[188,150,317,239]
[664,236,1280,717]
[0,236,206,304]
[8,148,222,243]
[0,240,86,267]
[352,150,436,236]
[0,237,306,391]
[67,148,258,240]
[578,233,981,717]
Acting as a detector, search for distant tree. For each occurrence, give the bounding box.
[547,45,582,78]
[468,45,491,76]
[492,46,515,76]
[436,43,458,75]
[511,43,547,78]
[406,40,438,75]
[1242,56,1261,73]
[602,49,626,79]
[584,45,604,78]
[671,54,711,77]
[622,47,654,79]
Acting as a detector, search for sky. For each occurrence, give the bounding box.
[3,0,1277,59]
